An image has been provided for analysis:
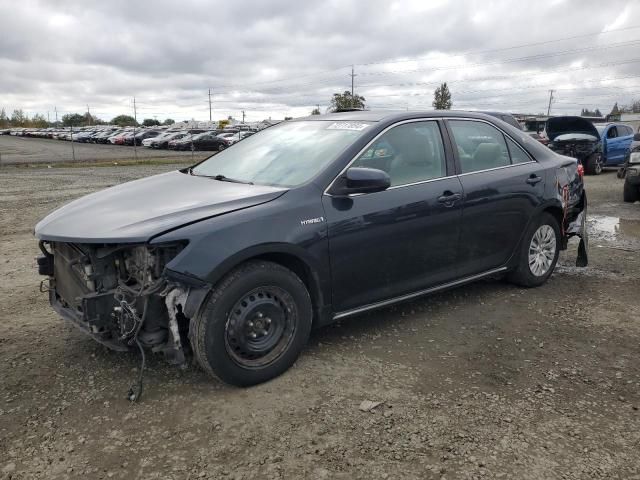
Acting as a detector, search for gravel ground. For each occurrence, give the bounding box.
[0,136,208,165]
[1,165,639,479]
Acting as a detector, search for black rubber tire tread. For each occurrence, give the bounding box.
[623,180,640,203]
[192,260,312,387]
[507,212,561,288]
[584,154,602,175]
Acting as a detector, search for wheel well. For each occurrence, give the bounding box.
[543,205,563,229]
[251,252,323,321]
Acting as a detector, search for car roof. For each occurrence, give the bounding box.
[296,110,508,123]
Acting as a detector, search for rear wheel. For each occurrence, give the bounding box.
[584,153,602,175]
[508,213,560,287]
[217,143,226,152]
[192,261,312,386]
[623,180,640,203]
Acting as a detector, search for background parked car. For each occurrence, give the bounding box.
[595,123,635,167]
[622,131,640,203]
[546,116,603,175]
[170,131,228,151]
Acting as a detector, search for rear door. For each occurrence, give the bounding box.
[323,120,464,313]
[446,119,546,276]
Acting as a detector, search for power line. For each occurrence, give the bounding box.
[358,24,640,67]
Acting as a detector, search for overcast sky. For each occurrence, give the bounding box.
[1,0,639,123]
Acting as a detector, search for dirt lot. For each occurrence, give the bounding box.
[1,164,639,479]
[0,136,208,165]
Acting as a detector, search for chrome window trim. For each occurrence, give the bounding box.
[323,118,447,196]
[333,266,508,320]
[456,160,536,177]
[445,117,537,165]
[323,116,539,197]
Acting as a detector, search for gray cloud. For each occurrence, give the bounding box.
[1,0,639,121]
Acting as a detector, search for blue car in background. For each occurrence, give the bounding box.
[596,123,635,167]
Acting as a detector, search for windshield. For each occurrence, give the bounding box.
[192,120,372,187]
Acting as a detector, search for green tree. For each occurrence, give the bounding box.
[110,114,138,127]
[163,118,175,125]
[217,119,230,129]
[11,109,27,126]
[610,102,620,115]
[31,113,48,128]
[311,107,321,115]
[143,118,160,127]
[432,83,452,110]
[0,108,8,128]
[61,113,84,127]
[329,91,366,111]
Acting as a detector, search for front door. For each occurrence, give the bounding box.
[322,120,463,313]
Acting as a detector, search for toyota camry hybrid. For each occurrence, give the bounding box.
[35,111,588,392]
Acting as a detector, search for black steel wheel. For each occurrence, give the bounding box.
[193,261,312,386]
[224,286,296,368]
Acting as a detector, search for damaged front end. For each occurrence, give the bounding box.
[546,116,601,167]
[37,240,207,371]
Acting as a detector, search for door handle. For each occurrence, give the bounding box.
[437,191,462,204]
[526,175,542,185]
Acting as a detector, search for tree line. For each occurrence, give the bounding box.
[0,108,175,129]
[322,82,453,114]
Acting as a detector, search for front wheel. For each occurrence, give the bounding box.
[584,153,602,175]
[623,180,640,203]
[508,213,560,288]
[192,261,313,386]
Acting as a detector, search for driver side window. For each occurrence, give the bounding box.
[607,127,618,139]
[352,121,446,187]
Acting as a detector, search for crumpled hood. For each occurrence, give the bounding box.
[546,116,600,142]
[35,170,287,243]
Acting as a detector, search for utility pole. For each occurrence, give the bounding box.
[349,65,357,106]
[87,104,91,125]
[54,106,58,126]
[132,97,138,161]
[47,111,50,125]
[242,110,245,124]
[547,90,555,116]
[208,89,212,122]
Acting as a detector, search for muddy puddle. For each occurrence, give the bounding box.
[587,215,640,250]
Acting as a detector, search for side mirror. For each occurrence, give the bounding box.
[329,167,391,196]
[634,133,640,141]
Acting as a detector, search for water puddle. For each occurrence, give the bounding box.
[588,215,640,244]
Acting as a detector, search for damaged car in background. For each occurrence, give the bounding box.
[546,116,603,175]
[35,111,588,399]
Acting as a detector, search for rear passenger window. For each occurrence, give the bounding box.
[352,121,446,187]
[506,137,531,164]
[448,120,510,173]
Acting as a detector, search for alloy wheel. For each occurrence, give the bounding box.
[528,224,556,276]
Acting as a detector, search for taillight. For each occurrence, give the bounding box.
[577,164,585,177]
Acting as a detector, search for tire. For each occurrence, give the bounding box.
[508,212,561,288]
[192,261,313,386]
[623,180,640,203]
[217,143,226,152]
[584,153,602,175]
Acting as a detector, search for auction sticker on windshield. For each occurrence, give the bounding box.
[326,122,369,131]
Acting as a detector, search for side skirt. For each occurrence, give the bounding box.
[332,267,508,320]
